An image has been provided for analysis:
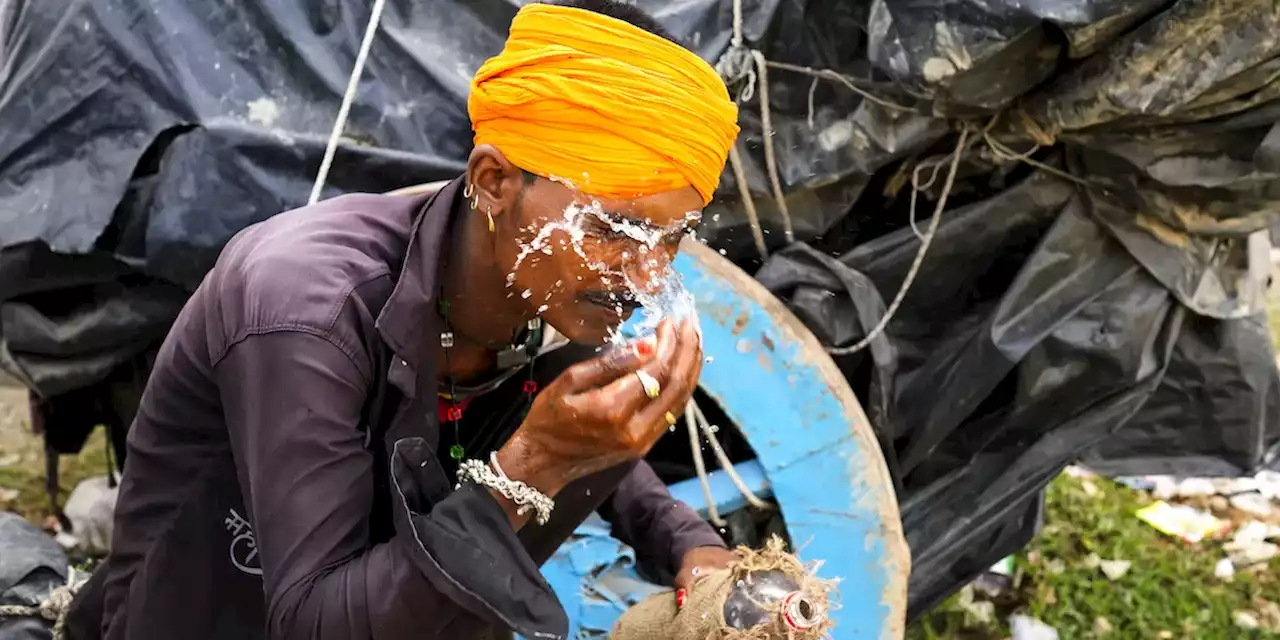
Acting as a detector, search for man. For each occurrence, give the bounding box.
[64,1,742,639]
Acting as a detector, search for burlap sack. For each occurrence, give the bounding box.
[611,568,735,640]
[610,537,834,640]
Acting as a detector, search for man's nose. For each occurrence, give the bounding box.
[622,245,677,296]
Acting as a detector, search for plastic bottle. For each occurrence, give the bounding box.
[722,569,823,631]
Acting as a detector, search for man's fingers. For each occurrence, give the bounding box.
[589,320,679,414]
[628,319,703,450]
[557,335,657,394]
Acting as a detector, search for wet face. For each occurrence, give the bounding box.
[499,176,702,344]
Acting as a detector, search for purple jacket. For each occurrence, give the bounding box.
[80,179,722,640]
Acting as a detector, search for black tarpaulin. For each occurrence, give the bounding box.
[4,0,1280,620]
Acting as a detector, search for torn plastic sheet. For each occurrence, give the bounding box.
[0,512,69,640]
[867,0,1168,110]
[758,171,1280,615]
[0,0,892,280]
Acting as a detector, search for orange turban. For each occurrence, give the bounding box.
[468,4,740,206]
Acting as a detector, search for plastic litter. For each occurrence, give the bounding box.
[1092,616,1113,636]
[1234,611,1261,630]
[1114,472,1280,501]
[1225,541,1279,567]
[60,475,118,556]
[1134,501,1229,543]
[1009,614,1059,640]
[1231,521,1277,546]
[1229,493,1274,519]
[1214,558,1235,581]
[1098,559,1131,582]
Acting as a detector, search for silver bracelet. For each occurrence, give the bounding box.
[456,453,555,526]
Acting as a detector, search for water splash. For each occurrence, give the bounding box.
[616,265,698,346]
[502,192,702,345]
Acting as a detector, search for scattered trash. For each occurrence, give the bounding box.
[1114,477,1157,492]
[1063,466,1096,479]
[1226,541,1279,567]
[1209,496,1230,513]
[1255,472,1280,501]
[1082,553,1131,580]
[973,556,1015,597]
[1043,558,1067,575]
[0,487,18,504]
[54,531,80,550]
[1099,559,1131,581]
[1230,493,1275,518]
[1257,599,1280,631]
[1135,501,1229,543]
[954,585,995,624]
[989,556,1014,576]
[1092,616,1113,636]
[1231,520,1280,545]
[1215,558,1236,581]
[1234,611,1261,630]
[1010,614,1059,640]
[1116,472,1280,503]
[60,475,118,556]
[1159,478,1217,499]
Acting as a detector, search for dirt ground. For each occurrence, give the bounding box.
[0,375,109,524]
[0,378,33,465]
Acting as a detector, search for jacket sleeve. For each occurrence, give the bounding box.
[216,331,565,640]
[604,461,726,575]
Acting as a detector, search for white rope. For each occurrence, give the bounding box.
[826,126,971,356]
[0,573,89,640]
[727,145,770,261]
[686,401,728,527]
[749,49,794,244]
[715,0,795,252]
[689,399,773,510]
[308,0,389,205]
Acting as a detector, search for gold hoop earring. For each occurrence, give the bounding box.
[470,193,480,210]
[486,206,495,233]
[463,182,475,199]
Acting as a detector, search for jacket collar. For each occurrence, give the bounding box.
[375,177,464,393]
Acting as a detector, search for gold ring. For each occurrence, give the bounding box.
[664,411,678,425]
[635,370,661,399]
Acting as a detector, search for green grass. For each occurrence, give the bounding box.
[0,426,111,525]
[909,473,1280,639]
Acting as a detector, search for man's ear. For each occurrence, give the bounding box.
[467,145,525,222]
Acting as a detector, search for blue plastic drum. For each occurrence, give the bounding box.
[532,241,909,639]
